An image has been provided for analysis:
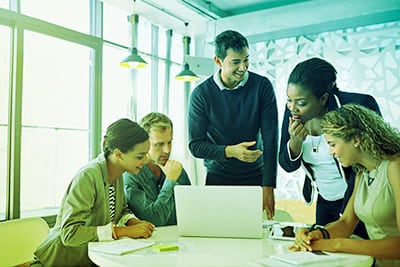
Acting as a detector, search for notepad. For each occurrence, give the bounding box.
[90,238,155,255]
[270,251,341,265]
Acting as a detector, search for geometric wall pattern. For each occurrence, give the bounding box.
[249,21,400,200]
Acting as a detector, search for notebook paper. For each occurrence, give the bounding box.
[90,238,155,255]
[270,251,341,265]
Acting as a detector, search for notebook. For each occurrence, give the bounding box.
[89,238,155,255]
[174,185,264,239]
[270,251,342,265]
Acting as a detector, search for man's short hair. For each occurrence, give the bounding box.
[215,30,249,60]
[140,112,173,133]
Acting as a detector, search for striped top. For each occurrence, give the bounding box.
[109,184,115,222]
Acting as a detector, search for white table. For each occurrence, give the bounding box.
[89,225,373,267]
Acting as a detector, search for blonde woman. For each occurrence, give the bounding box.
[291,104,400,267]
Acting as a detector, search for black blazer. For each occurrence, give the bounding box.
[279,91,381,205]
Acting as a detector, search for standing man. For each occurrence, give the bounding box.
[123,112,191,226]
[188,30,278,219]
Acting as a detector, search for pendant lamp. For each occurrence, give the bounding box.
[120,0,148,69]
[175,23,199,82]
[120,47,147,68]
[175,63,199,81]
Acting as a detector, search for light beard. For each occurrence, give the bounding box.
[157,156,169,166]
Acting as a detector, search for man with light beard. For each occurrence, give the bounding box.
[123,112,191,226]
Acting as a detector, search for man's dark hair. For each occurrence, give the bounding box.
[215,30,249,60]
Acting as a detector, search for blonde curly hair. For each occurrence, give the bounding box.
[321,104,400,172]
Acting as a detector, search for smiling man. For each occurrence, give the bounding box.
[123,112,191,226]
[188,30,278,219]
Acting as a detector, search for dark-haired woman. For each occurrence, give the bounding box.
[279,57,381,237]
[32,118,155,267]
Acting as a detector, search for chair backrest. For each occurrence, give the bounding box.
[0,217,50,266]
[273,209,294,222]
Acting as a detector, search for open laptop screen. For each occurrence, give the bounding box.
[174,185,264,239]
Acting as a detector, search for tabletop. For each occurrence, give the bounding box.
[88,225,373,267]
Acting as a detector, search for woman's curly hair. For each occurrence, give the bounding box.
[321,104,400,172]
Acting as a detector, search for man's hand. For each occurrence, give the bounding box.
[159,160,183,182]
[115,220,155,239]
[225,141,262,163]
[263,186,275,220]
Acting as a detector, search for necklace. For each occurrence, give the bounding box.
[307,121,323,153]
[367,176,374,186]
[366,162,380,186]
[311,135,322,153]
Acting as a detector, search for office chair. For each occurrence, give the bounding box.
[0,217,49,267]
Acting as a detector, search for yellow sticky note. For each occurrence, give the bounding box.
[152,243,179,252]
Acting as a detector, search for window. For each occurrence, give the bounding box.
[20,31,91,217]
[137,16,152,55]
[20,0,90,34]
[168,64,188,167]
[135,55,152,121]
[157,61,166,112]
[171,31,184,64]
[0,0,8,9]
[102,44,133,131]
[0,25,11,220]
[103,2,130,47]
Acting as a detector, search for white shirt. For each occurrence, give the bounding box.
[302,135,347,201]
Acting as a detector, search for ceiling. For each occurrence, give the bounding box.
[103,0,314,36]
[104,0,400,44]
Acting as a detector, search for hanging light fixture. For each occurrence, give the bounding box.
[175,23,199,82]
[120,0,148,69]
[175,62,200,81]
[120,47,147,68]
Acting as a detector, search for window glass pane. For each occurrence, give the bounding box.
[20,31,91,217]
[0,25,10,220]
[158,26,167,59]
[135,55,151,121]
[103,2,130,47]
[102,44,133,131]
[168,64,187,166]
[171,31,183,64]
[137,16,151,55]
[20,0,90,34]
[157,61,166,111]
[0,0,8,9]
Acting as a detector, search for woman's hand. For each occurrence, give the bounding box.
[288,117,308,143]
[289,227,324,252]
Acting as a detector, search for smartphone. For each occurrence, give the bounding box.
[269,224,297,240]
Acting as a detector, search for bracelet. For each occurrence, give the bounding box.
[308,224,330,239]
[319,228,330,239]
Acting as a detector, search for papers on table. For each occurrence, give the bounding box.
[270,251,342,265]
[250,251,343,266]
[89,238,155,255]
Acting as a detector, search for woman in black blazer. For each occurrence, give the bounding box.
[279,57,381,238]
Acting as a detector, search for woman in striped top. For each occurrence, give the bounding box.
[32,118,155,267]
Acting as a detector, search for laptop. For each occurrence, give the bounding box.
[174,185,264,239]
